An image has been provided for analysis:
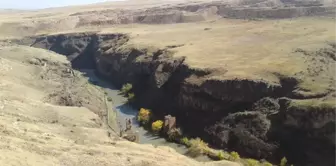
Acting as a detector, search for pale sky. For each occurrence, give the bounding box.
[0,0,120,9]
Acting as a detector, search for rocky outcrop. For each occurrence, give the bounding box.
[252,97,280,115]
[206,98,279,159]
[274,98,336,166]
[164,115,177,133]
[218,6,335,19]
[8,33,335,166]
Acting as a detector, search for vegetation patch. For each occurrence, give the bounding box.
[127,92,135,102]
[186,138,209,157]
[167,128,182,141]
[180,137,191,147]
[261,161,273,166]
[244,158,260,166]
[120,83,132,95]
[119,83,135,102]
[280,157,287,166]
[229,151,240,161]
[137,108,151,125]
[151,120,163,133]
[217,151,225,160]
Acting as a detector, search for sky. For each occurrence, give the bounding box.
[0,0,120,9]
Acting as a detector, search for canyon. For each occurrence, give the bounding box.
[0,0,335,166]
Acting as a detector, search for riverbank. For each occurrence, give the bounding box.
[80,69,213,161]
[79,69,296,166]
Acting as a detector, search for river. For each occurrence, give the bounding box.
[80,69,211,161]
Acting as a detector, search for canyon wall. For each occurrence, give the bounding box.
[8,33,335,166]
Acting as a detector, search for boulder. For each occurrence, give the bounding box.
[119,118,139,143]
[122,130,139,143]
[164,115,176,133]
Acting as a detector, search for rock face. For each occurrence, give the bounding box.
[9,33,335,166]
[207,110,276,158]
[275,98,336,166]
[164,115,177,133]
[206,98,281,158]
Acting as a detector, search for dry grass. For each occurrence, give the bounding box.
[110,18,334,80]
[186,138,210,157]
[289,99,335,111]
[99,17,335,98]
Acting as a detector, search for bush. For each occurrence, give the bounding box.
[229,151,240,161]
[180,137,191,147]
[280,157,287,166]
[167,128,182,141]
[245,158,260,166]
[151,120,163,132]
[127,93,135,101]
[206,149,230,161]
[107,97,112,102]
[137,108,151,125]
[217,151,225,160]
[187,138,209,157]
[262,161,273,166]
[120,83,132,95]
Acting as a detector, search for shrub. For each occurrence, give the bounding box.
[180,137,191,147]
[207,150,230,161]
[107,97,112,102]
[137,108,151,125]
[151,120,163,132]
[167,128,182,141]
[280,157,287,166]
[245,158,260,166]
[262,161,273,166]
[217,151,225,160]
[120,83,132,95]
[187,138,209,157]
[127,93,135,101]
[229,151,240,161]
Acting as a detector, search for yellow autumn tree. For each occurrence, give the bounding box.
[137,108,151,125]
[151,120,163,132]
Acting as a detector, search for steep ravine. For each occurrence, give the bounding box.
[9,33,335,166]
[79,69,212,162]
